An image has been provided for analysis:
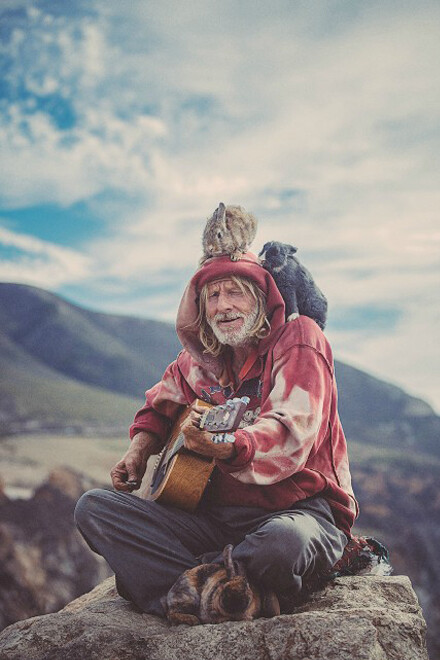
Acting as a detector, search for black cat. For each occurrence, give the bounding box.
[259,241,327,330]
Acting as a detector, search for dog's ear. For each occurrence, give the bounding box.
[260,590,281,617]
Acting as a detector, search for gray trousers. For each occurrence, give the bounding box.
[74,489,347,617]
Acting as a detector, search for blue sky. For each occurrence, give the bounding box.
[0,0,439,412]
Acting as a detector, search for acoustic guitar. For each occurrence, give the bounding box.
[147,397,249,511]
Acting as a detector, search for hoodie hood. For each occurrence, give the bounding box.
[176,253,286,376]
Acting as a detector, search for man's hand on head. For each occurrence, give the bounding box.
[180,406,236,461]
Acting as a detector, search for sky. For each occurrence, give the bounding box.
[0,0,439,412]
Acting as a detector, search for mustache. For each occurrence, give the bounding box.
[211,312,246,323]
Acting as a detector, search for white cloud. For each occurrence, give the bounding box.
[96,289,184,323]
[328,303,440,413]
[0,225,91,287]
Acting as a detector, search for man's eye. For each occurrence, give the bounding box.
[208,292,219,299]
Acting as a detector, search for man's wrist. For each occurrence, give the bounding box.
[216,440,237,462]
[131,431,162,454]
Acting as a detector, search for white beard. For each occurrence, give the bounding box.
[208,308,259,347]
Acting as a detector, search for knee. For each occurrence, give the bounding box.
[74,488,111,532]
[247,516,319,571]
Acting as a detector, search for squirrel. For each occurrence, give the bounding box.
[200,203,257,264]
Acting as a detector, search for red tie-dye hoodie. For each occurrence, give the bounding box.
[130,253,358,537]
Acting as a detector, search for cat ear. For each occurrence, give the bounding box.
[222,544,236,578]
[222,546,245,579]
[233,560,246,577]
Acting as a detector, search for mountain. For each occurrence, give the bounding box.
[0,283,181,395]
[0,282,439,454]
[335,361,440,457]
[0,283,181,435]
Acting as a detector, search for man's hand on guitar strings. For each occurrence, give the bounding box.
[110,431,161,491]
[111,456,144,492]
[181,408,235,460]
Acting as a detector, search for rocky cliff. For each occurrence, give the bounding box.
[1,450,439,657]
[0,575,428,660]
[0,468,111,631]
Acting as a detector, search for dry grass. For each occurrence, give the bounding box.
[0,433,130,495]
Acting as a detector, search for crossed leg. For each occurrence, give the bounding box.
[75,490,346,616]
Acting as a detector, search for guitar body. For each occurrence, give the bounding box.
[147,400,214,512]
[149,451,215,512]
[147,397,248,512]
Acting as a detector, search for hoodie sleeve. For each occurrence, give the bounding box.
[217,343,333,484]
[129,359,191,444]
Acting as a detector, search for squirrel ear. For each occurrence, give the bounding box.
[212,203,225,221]
[218,203,227,227]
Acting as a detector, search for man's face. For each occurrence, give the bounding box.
[205,279,259,347]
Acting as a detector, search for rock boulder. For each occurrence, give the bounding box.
[0,575,428,660]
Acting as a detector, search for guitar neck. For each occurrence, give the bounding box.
[200,397,250,433]
[169,396,249,459]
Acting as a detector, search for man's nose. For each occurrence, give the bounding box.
[217,293,233,312]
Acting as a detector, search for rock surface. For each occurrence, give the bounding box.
[0,574,428,660]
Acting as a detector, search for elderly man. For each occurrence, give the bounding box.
[75,236,357,618]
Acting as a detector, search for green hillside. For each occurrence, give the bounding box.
[0,283,181,397]
[0,360,141,434]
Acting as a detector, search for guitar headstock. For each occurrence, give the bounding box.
[199,397,250,433]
